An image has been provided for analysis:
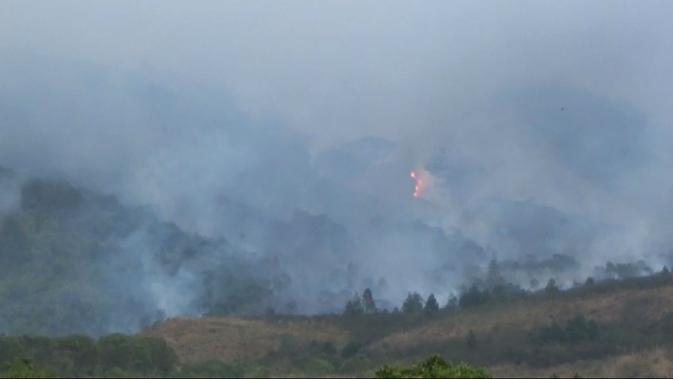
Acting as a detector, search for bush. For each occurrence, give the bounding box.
[0,334,178,377]
[2,358,52,378]
[341,341,363,359]
[659,313,673,337]
[53,335,98,374]
[308,340,337,356]
[375,355,490,378]
[178,359,246,378]
[339,354,371,373]
[299,357,335,375]
[97,334,178,375]
[532,316,599,345]
[465,330,477,350]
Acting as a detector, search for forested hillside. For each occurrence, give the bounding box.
[0,172,281,335]
[3,271,673,377]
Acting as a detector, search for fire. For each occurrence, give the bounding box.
[410,170,423,198]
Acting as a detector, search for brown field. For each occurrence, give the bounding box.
[368,285,673,356]
[143,316,349,363]
[491,348,673,378]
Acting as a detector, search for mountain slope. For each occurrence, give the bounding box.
[144,276,673,377]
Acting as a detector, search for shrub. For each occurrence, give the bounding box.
[375,355,490,378]
[339,354,371,373]
[299,357,335,375]
[178,359,246,378]
[97,334,177,375]
[532,316,599,345]
[2,358,52,378]
[465,330,477,350]
[341,341,363,359]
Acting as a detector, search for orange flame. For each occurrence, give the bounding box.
[410,170,422,198]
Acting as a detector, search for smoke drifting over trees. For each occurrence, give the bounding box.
[0,1,671,334]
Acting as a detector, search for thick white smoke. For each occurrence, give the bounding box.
[0,1,671,323]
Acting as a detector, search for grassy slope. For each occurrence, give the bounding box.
[491,348,673,378]
[369,285,673,356]
[143,282,673,377]
[143,316,350,364]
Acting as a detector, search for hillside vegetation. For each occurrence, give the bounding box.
[0,251,670,379]
[5,270,673,377]
[139,272,673,377]
[2,174,672,378]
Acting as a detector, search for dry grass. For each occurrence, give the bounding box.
[490,348,673,378]
[142,283,673,376]
[368,286,673,355]
[142,316,350,363]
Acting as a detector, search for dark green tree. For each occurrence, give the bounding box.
[459,284,490,308]
[424,294,439,315]
[466,330,477,350]
[362,288,377,314]
[445,295,459,312]
[344,293,364,316]
[545,279,560,295]
[402,293,424,315]
[486,259,505,289]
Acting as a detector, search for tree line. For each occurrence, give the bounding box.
[342,259,673,317]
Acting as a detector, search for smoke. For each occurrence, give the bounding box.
[0,1,671,332]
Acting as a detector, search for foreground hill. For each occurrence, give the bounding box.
[144,274,673,377]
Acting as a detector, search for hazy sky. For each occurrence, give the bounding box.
[2,1,671,146]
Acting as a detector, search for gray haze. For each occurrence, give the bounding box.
[0,1,672,329]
